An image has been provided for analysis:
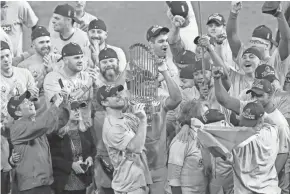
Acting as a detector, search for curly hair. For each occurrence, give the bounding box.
[178,99,207,124]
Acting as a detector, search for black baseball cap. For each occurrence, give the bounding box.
[180,65,194,79]
[252,25,278,47]
[175,50,196,65]
[262,1,281,16]
[1,41,10,51]
[246,79,273,95]
[31,26,50,41]
[192,57,212,73]
[242,47,263,60]
[99,48,118,61]
[255,64,278,83]
[206,13,226,25]
[240,101,265,127]
[167,1,189,18]
[96,85,124,105]
[57,42,83,62]
[146,25,169,41]
[54,4,75,20]
[7,91,38,120]
[88,19,107,32]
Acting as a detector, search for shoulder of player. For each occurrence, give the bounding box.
[17,54,38,68]
[44,71,62,82]
[75,28,89,37]
[84,12,97,20]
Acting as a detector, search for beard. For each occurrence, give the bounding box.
[101,66,120,82]
[37,46,51,56]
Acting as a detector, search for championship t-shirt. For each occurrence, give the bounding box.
[1,67,36,116]
[1,1,38,57]
[102,113,152,192]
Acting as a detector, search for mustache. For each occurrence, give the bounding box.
[90,36,101,40]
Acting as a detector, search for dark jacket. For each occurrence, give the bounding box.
[47,127,96,193]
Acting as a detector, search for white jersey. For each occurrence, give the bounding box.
[1,1,38,57]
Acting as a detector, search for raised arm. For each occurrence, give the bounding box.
[277,8,290,61]
[160,63,182,111]
[168,16,186,59]
[214,73,241,114]
[226,1,243,59]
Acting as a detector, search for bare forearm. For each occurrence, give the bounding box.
[127,120,147,153]
[168,26,181,44]
[277,12,290,60]
[162,70,182,109]
[275,153,288,174]
[226,12,242,58]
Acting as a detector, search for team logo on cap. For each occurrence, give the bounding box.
[105,85,113,92]
[261,66,274,77]
[68,10,71,17]
[209,13,222,21]
[253,79,263,89]
[151,25,162,33]
[242,108,255,120]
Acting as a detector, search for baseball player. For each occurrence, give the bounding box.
[48,1,97,33]
[166,1,199,53]
[86,18,127,72]
[43,42,96,129]
[227,1,290,86]
[49,4,90,62]
[1,41,38,120]
[1,1,38,57]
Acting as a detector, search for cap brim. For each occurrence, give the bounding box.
[206,19,223,25]
[57,56,63,63]
[110,85,124,95]
[239,116,258,127]
[246,88,265,95]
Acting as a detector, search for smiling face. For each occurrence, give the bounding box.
[193,70,212,86]
[15,99,36,119]
[64,54,84,73]
[99,57,119,82]
[250,92,271,107]
[74,1,86,12]
[1,49,12,73]
[241,53,260,74]
[33,36,51,57]
[149,32,169,58]
[88,28,107,46]
[180,78,194,90]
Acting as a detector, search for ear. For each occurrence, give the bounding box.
[101,100,108,107]
[14,110,22,117]
[104,31,108,39]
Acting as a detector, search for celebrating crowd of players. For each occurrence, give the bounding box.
[1,1,290,194]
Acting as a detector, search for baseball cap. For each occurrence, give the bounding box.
[262,1,281,16]
[167,1,189,18]
[7,91,38,120]
[57,42,83,62]
[96,85,124,105]
[252,25,278,47]
[240,101,265,127]
[206,13,226,25]
[54,4,75,19]
[31,26,50,41]
[1,41,10,51]
[192,57,212,72]
[175,50,196,65]
[88,19,107,32]
[146,25,169,42]
[242,47,263,60]
[246,79,273,95]
[255,64,278,83]
[180,65,194,79]
[99,48,118,61]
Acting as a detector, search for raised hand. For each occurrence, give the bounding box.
[132,103,147,120]
[231,1,242,14]
[171,15,185,28]
[212,66,224,79]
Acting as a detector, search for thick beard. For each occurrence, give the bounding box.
[101,66,120,82]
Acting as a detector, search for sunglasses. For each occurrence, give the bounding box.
[250,92,264,98]
[70,101,88,110]
[249,39,269,47]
